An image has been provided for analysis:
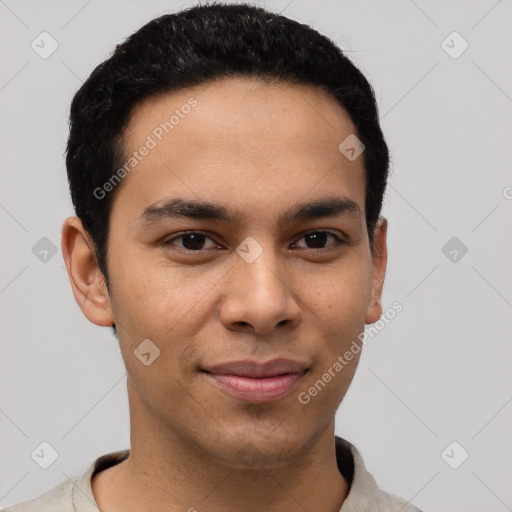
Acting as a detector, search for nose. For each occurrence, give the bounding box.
[219,246,302,336]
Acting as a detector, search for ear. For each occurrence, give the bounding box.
[364,217,388,324]
[61,216,114,327]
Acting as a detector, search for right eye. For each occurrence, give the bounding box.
[161,231,222,252]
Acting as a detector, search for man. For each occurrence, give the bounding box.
[4,3,422,511]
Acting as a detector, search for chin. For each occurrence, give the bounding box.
[202,428,312,470]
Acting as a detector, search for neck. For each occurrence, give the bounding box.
[92,382,349,512]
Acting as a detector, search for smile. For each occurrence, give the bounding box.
[201,358,308,403]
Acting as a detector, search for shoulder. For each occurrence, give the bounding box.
[369,488,424,512]
[1,450,128,512]
[1,477,77,512]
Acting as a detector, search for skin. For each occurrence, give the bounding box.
[61,77,387,512]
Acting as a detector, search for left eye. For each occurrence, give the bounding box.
[163,230,343,252]
[292,231,343,250]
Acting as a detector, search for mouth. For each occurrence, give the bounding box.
[201,358,308,403]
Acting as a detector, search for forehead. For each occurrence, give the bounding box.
[113,77,366,223]
[125,76,357,151]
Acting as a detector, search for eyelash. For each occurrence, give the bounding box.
[161,230,345,253]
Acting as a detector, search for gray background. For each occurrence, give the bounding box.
[1,1,511,510]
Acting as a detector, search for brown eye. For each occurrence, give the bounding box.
[163,232,218,251]
[292,231,343,250]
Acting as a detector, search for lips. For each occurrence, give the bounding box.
[201,358,308,403]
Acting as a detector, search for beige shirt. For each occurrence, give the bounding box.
[2,437,423,512]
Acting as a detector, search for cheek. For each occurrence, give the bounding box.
[304,254,373,328]
[108,262,204,414]
[108,253,222,346]
[296,263,370,410]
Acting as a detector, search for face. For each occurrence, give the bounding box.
[64,77,387,469]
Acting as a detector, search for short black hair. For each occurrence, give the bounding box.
[66,1,389,291]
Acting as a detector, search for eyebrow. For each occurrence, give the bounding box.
[138,196,361,226]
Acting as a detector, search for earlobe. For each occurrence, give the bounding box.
[365,217,388,325]
[61,216,114,327]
